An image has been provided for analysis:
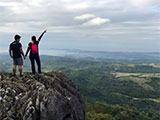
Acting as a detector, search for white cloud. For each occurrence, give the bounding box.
[130,0,150,6]
[129,0,160,7]
[0,2,19,7]
[83,17,111,26]
[65,2,89,10]
[74,14,95,20]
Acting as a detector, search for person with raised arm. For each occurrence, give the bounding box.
[24,30,47,75]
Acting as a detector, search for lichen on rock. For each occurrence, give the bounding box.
[0,72,85,120]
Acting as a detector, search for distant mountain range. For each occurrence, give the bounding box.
[1,48,160,61]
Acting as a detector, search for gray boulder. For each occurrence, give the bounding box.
[0,72,85,120]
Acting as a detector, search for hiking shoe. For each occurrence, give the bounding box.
[32,74,36,77]
[39,73,44,75]
[11,74,16,77]
[20,74,23,77]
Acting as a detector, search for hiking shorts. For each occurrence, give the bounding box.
[13,58,23,66]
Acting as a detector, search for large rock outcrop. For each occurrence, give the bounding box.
[0,72,85,120]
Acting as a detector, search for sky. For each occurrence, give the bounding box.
[0,0,159,52]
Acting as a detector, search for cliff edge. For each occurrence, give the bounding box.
[0,72,85,120]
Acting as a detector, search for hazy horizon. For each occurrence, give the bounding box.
[0,0,159,52]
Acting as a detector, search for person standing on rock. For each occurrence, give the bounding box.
[9,35,25,77]
[24,30,47,75]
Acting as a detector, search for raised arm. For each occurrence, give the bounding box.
[38,29,47,43]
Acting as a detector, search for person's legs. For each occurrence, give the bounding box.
[18,66,23,76]
[12,58,17,75]
[17,58,23,76]
[30,57,35,74]
[35,55,41,74]
[12,65,16,75]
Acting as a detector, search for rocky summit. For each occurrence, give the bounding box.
[0,72,85,120]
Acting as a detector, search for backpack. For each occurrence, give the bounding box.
[31,44,38,54]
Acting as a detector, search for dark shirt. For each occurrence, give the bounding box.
[25,32,45,57]
[10,41,22,58]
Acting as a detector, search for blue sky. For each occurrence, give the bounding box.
[0,0,159,52]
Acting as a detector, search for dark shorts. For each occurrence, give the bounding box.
[13,58,23,66]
